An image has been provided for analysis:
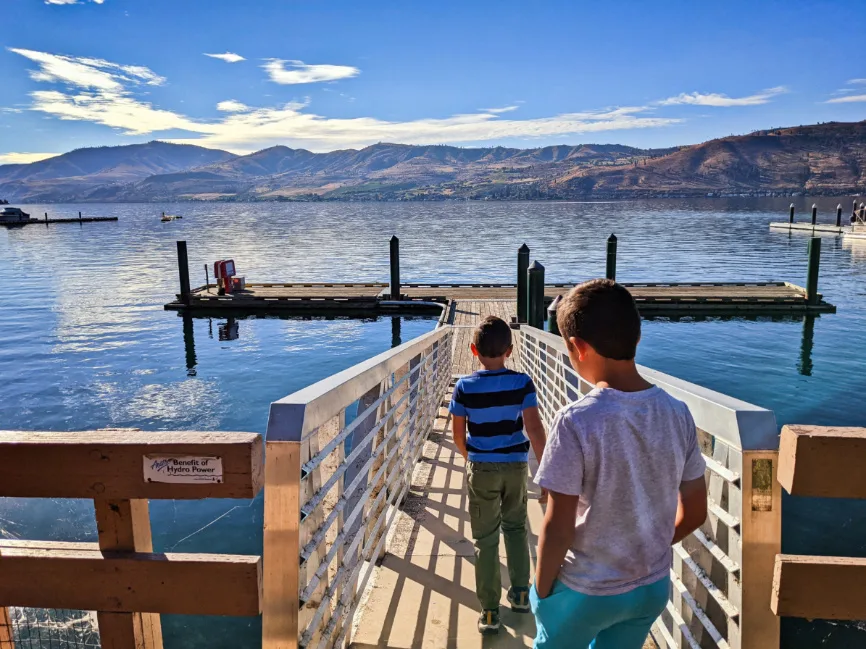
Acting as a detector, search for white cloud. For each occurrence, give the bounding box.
[659,86,788,107]
[847,78,866,85]
[263,59,359,85]
[0,152,59,164]
[204,52,246,64]
[45,0,105,4]
[217,100,250,112]
[482,106,519,114]
[8,48,164,90]
[9,48,684,153]
[825,94,866,104]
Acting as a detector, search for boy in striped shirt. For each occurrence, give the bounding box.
[449,316,547,635]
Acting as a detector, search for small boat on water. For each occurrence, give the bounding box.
[0,207,34,227]
[161,212,183,222]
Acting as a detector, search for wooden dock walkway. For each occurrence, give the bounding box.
[166,281,835,316]
[448,299,517,376]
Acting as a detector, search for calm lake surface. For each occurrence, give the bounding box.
[2,198,865,647]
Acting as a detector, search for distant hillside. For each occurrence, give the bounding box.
[1,121,864,202]
[0,141,235,202]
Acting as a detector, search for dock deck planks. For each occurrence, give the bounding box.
[166,281,835,315]
[448,299,518,376]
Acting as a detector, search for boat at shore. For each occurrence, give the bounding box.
[0,207,35,226]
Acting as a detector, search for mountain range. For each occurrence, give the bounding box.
[2,121,865,202]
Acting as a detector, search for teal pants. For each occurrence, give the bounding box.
[530,577,668,649]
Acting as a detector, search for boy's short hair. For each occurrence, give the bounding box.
[472,316,513,358]
[556,279,641,360]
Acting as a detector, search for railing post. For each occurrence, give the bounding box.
[176,241,191,306]
[811,204,817,226]
[527,261,545,329]
[94,499,163,649]
[262,440,301,649]
[606,234,617,281]
[836,204,843,228]
[806,238,821,306]
[740,449,782,649]
[389,236,401,300]
[789,203,795,224]
[547,294,562,336]
[517,243,530,323]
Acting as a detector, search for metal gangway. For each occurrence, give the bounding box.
[262,319,781,649]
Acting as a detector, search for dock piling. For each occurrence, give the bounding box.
[79,211,82,220]
[789,203,795,224]
[547,295,562,336]
[389,236,401,300]
[527,261,545,329]
[517,244,530,323]
[811,205,817,226]
[176,241,191,306]
[836,204,843,228]
[606,234,617,281]
[806,238,821,306]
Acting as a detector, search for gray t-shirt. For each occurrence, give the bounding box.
[535,385,706,596]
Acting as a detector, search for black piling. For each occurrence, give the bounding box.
[204,264,210,290]
[176,240,191,305]
[811,204,818,226]
[806,238,821,306]
[606,234,618,281]
[837,204,843,228]
[527,261,545,329]
[789,203,795,224]
[547,295,562,336]
[78,211,82,220]
[517,244,530,323]
[389,236,401,300]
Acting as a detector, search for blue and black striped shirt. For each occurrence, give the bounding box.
[449,369,538,463]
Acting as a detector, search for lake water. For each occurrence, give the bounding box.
[2,198,865,648]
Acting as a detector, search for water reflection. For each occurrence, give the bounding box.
[798,315,815,377]
[182,315,197,376]
[391,316,402,348]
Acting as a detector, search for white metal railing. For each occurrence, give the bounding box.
[515,325,782,649]
[262,325,453,649]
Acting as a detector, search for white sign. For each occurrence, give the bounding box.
[144,455,224,484]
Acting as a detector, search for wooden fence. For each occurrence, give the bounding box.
[772,425,866,621]
[515,325,782,649]
[0,430,264,649]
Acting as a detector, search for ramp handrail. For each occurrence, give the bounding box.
[514,325,782,649]
[262,326,453,649]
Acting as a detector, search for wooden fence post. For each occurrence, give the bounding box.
[94,499,163,649]
[263,441,301,649]
[0,606,13,648]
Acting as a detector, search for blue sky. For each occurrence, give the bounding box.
[1,0,865,163]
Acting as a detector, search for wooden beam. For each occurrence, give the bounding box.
[0,605,13,648]
[94,499,163,649]
[0,542,261,617]
[262,441,301,649]
[778,425,866,498]
[772,554,866,620]
[0,431,263,500]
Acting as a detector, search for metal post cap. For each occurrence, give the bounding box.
[519,243,530,252]
[390,235,399,242]
[528,260,544,271]
[608,233,617,241]
[547,294,563,313]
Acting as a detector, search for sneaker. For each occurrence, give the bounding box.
[507,586,531,613]
[478,609,500,635]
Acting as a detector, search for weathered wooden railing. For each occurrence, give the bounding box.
[262,326,453,649]
[0,430,264,649]
[514,325,782,649]
[772,425,866,621]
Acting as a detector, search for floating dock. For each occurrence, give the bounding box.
[2,216,118,227]
[769,222,846,234]
[165,280,836,315]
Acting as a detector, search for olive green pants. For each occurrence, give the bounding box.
[467,461,530,610]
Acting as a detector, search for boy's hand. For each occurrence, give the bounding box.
[538,487,549,505]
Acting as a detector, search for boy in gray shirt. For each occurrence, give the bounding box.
[531,279,708,649]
